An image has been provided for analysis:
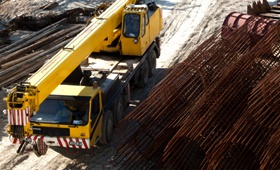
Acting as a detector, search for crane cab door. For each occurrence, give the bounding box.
[89,91,103,146]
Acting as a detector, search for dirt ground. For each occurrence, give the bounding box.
[0,0,277,169]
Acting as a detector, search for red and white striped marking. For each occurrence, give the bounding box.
[12,137,21,144]
[8,107,30,126]
[12,136,90,149]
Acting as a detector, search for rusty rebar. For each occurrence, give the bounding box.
[113,14,280,170]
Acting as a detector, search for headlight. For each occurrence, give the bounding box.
[134,38,138,44]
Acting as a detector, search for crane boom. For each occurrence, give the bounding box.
[26,0,136,107]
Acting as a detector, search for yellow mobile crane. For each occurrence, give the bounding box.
[4,0,162,156]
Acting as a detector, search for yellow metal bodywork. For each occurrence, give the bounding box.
[120,4,163,56]
[4,84,37,138]
[29,85,104,145]
[4,0,163,149]
[4,0,138,133]
[28,0,135,107]
[51,84,100,97]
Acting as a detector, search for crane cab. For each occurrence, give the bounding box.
[120,3,162,56]
[91,3,162,56]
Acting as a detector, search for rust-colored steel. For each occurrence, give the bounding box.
[205,67,280,170]
[113,13,280,170]
[222,12,277,42]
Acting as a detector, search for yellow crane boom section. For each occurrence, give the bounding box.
[26,0,136,106]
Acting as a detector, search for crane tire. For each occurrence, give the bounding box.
[113,96,125,126]
[131,69,140,87]
[137,59,149,88]
[148,50,157,77]
[99,110,113,145]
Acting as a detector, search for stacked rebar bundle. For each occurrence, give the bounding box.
[0,1,101,88]
[113,15,280,169]
[0,21,84,88]
[206,67,280,170]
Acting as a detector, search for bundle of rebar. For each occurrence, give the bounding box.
[113,14,280,170]
[0,20,85,88]
[0,2,110,88]
[205,67,280,170]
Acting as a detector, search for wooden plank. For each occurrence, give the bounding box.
[272,5,280,10]
[260,12,280,19]
[86,59,119,72]
[268,9,280,14]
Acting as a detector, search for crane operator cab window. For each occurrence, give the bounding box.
[30,97,89,126]
[123,14,140,38]
[64,99,89,125]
